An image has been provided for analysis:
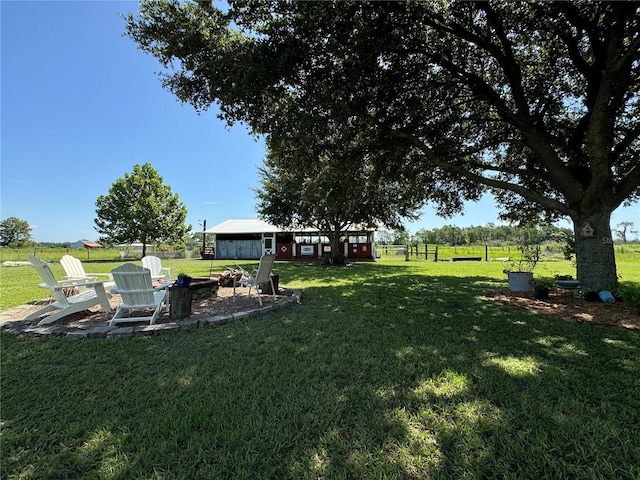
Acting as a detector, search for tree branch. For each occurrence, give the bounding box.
[355,110,571,214]
[397,128,569,214]
[615,164,640,205]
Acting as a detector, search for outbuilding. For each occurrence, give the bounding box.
[69,240,104,259]
[203,219,375,261]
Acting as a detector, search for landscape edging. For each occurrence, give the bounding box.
[1,290,302,340]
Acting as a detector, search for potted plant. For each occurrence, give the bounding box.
[504,244,539,292]
[531,277,555,300]
[176,272,192,288]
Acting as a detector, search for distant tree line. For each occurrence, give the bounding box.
[413,224,572,247]
[377,222,637,247]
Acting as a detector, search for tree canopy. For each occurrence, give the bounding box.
[94,163,190,257]
[125,0,640,289]
[0,217,32,247]
[256,119,425,262]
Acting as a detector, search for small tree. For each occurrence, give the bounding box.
[94,163,190,257]
[0,217,32,247]
[614,222,637,244]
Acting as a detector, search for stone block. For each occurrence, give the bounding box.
[86,326,117,339]
[135,323,180,336]
[180,319,199,330]
[66,330,89,339]
[23,326,57,336]
[107,327,135,339]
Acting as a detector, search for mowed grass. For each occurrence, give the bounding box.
[2,245,639,311]
[0,258,220,311]
[1,258,640,479]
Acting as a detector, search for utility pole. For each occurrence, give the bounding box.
[201,219,207,255]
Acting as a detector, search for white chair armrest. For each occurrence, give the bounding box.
[60,277,89,285]
[39,279,106,291]
[154,280,175,291]
[62,279,107,288]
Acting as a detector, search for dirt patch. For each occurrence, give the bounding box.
[485,289,640,331]
[11,286,296,330]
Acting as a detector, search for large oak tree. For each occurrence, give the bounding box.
[125,0,640,289]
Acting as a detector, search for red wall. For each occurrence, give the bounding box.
[276,243,293,259]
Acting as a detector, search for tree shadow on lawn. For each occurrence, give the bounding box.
[2,268,639,479]
[278,260,639,330]
[246,273,640,477]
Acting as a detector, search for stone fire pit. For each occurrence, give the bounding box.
[188,277,219,300]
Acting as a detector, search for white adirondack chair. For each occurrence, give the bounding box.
[25,255,112,326]
[233,254,277,306]
[110,263,169,326]
[60,254,112,283]
[141,256,173,281]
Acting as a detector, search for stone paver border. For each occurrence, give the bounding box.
[0,290,302,340]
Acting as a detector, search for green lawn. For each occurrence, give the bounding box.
[2,258,639,479]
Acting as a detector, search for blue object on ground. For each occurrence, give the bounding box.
[598,290,615,303]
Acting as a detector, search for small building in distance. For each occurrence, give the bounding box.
[203,219,375,261]
[70,240,103,250]
[69,240,104,259]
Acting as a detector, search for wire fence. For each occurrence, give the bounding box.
[376,243,640,262]
[0,247,194,263]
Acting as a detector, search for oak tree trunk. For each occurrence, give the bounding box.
[329,223,344,264]
[329,234,340,263]
[573,212,618,292]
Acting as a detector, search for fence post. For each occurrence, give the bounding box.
[434,245,438,262]
[485,244,488,262]
[405,245,409,261]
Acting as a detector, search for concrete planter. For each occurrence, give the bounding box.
[507,272,534,292]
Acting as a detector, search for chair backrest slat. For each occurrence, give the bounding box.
[29,255,69,305]
[141,256,162,277]
[112,263,156,306]
[60,255,86,278]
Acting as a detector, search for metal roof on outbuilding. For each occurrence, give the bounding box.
[204,219,282,235]
[204,218,375,235]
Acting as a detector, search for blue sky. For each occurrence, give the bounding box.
[1,1,638,243]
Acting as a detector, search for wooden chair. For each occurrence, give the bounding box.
[141,255,173,281]
[110,263,169,326]
[60,254,112,283]
[25,255,112,326]
[233,254,277,306]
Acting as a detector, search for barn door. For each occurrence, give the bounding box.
[263,234,275,256]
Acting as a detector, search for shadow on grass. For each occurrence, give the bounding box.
[2,261,639,479]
